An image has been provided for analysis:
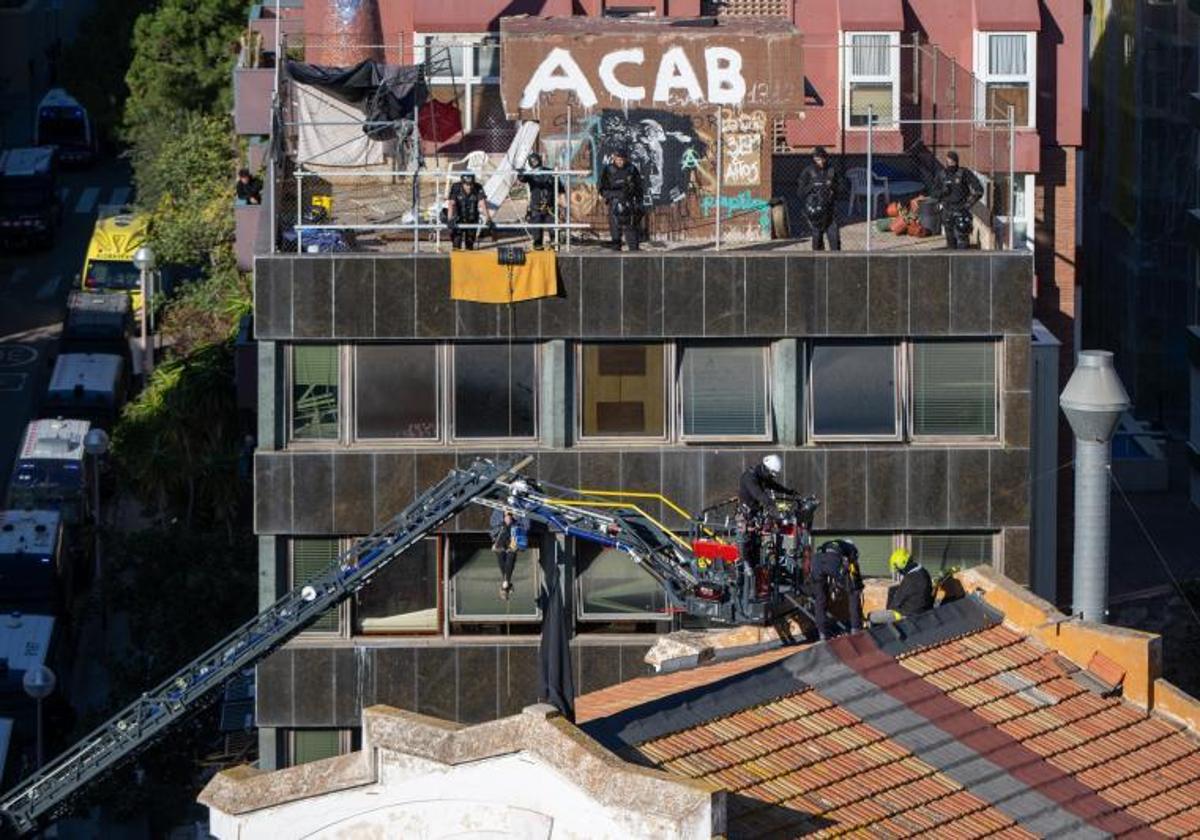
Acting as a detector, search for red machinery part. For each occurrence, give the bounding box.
[692,539,739,563]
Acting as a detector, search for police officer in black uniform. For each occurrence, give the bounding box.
[518,152,564,249]
[809,539,865,641]
[446,172,494,250]
[931,150,984,250]
[796,146,848,251]
[598,148,644,251]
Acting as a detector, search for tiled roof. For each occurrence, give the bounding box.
[581,598,1200,838]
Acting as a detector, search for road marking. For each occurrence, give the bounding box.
[35,274,61,301]
[0,373,27,391]
[109,186,131,207]
[0,345,37,368]
[75,187,100,214]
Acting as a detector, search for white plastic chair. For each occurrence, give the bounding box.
[847,167,890,218]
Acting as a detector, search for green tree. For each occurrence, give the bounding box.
[133,112,237,266]
[123,0,249,146]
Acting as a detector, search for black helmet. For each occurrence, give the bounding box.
[612,147,629,160]
[460,171,476,184]
[526,152,543,168]
[813,145,828,160]
[817,539,859,563]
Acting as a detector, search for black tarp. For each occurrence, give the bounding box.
[286,59,426,138]
[537,538,576,722]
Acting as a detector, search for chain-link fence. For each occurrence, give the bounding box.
[268,35,1018,254]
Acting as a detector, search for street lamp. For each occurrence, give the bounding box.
[132,245,155,377]
[84,427,109,585]
[22,664,56,770]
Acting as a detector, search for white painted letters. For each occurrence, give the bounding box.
[705,47,746,105]
[653,46,704,103]
[519,47,597,109]
[598,48,646,102]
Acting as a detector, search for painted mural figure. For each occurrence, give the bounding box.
[796,146,848,251]
[518,152,565,250]
[598,148,645,251]
[598,110,704,208]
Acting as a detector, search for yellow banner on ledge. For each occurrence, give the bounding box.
[449,250,558,303]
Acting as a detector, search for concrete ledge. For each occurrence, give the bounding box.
[199,751,372,816]
[1153,678,1200,736]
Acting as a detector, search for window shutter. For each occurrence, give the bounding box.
[681,346,767,437]
[292,539,340,632]
[912,342,996,436]
[911,534,994,575]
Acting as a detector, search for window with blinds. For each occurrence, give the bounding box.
[290,729,342,766]
[679,345,769,439]
[911,341,997,437]
[291,346,339,441]
[846,32,898,127]
[291,538,341,633]
[911,533,994,575]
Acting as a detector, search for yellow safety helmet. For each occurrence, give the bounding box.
[888,547,912,574]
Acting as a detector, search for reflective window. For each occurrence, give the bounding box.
[679,345,769,438]
[816,533,896,578]
[910,533,994,576]
[580,344,667,438]
[291,346,339,441]
[355,538,439,633]
[810,342,898,438]
[454,343,536,439]
[911,342,997,437]
[450,535,539,620]
[291,539,341,633]
[354,345,438,439]
[577,544,667,619]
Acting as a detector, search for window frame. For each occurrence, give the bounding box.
[576,342,674,444]
[287,729,353,767]
[449,341,540,444]
[902,531,1000,576]
[676,342,773,443]
[906,339,1002,443]
[973,31,1037,128]
[992,172,1035,251]
[814,532,903,579]
[806,340,904,443]
[352,535,443,636]
[286,344,344,445]
[574,541,672,622]
[446,533,544,623]
[412,32,500,134]
[289,537,350,638]
[841,30,901,130]
[350,343,444,445]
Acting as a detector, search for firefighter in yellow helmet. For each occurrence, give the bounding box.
[868,547,935,625]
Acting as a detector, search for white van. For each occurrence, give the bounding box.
[42,354,127,429]
[5,419,92,526]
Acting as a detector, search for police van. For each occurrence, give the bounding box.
[0,510,69,616]
[41,354,127,430]
[34,88,97,167]
[62,290,131,358]
[5,419,92,527]
[0,147,61,250]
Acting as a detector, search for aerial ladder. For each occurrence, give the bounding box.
[0,456,821,835]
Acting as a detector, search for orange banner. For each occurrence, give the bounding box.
[449,250,558,304]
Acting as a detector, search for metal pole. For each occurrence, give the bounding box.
[565,106,572,253]
[866,105,874,251]
[715,107,722,251]
[139,267,151,376]
[92,452,101,583]
[35,698,43,769]
[1072,438,1111,622]
[1008,104,1015,250]
[296,172,303,253]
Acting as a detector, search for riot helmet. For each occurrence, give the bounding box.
[526,152,543,169]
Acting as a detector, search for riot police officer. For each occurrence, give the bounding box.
[598,148,644,252]
[518,152,564,249]
[809,539,864,640]
[931,150,984,250]
[446,172,494,250]
[796,146,848,251]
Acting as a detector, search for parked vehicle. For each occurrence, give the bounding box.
[41,354,127,430]
[0,147,61,250]
[34,89,97,167]
[80,208,150,312]
[62,291,131,359]
[0,510,69,615]
[5,419,92,528]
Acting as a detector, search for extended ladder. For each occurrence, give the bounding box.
[0,457,528,835]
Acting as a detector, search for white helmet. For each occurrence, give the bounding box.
[762,454,783,476]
